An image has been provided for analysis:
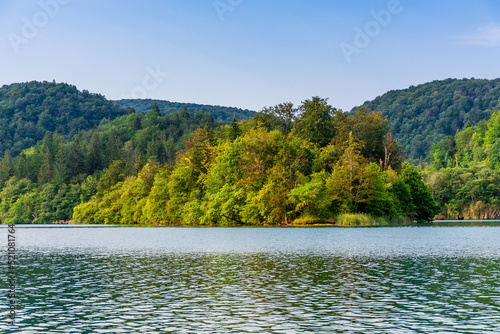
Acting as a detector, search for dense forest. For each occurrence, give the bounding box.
[358,78,500,163]
[0,81,127,157]
[115,99,255,124]
[0,92,438,224]
[425,110,500,219]
[0,101,221,223]
[71,98,438,225]
[0,81,455,225]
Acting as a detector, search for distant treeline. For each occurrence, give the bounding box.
[114,98,255,124]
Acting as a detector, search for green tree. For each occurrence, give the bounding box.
[69,135,85,177]
[295,97,335,147]
[152,102,162,117]
[53,142,69,185]
[97,160,125,193]
[288,172,330,223]
[400,162,440,222]
[0,150,13,187]
[38,146,54,185]
[229,115,242,142]
[86,132,103,173]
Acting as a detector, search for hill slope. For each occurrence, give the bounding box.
[114,99,255,124]
[357,78,500,162]
[0,81,127,156]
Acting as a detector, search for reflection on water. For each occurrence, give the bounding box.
[1,226,500,333]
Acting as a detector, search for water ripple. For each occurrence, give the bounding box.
[0,226,499,333]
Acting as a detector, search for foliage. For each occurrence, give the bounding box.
[0,81,127,157]
[294,97,335,147]
[358,78,500,163]
[0,84,219,223]
[0,84,438,224]
[334,213,412,226]
[426,110,500,219]
[71,99,436,225]
[114,99,255,124]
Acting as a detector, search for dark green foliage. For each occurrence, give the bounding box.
[0,81,127,156]
[399,163,440,222]
[114,98,255,124]
[86,132,103,173]
[295,97,335,147]
[253,102,297,134]
[431,136,456,168]
[358,78,500,163]
[229,115,242,142]
[0,150,13,187]
[152,102,161,117]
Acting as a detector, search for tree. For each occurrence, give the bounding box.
[288,172,330,223]
[400,162,440,222]
[97,160,125,193]
[104,130,123,165]
[69,135,85,177]
[0,150,13,187]
[86,132,103,173]
[143,167,171,224]
[38,146,54,185]
[484,111,500,146]
[295,97,335,147]
[229,115,242,142]
[326,135,369,213]
[53,142,69,185]
[152,102,162,117]
[381,132,405,172]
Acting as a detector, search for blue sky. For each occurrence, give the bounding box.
[1,0,500,112]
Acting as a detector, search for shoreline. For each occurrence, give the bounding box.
[5,220,500,227]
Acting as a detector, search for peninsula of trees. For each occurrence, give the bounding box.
[0,82,438,224]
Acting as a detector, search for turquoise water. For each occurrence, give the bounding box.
[2,225,500,333]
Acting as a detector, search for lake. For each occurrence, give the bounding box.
[1,224,500,333]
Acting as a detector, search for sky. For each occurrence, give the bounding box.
[1,0,500,112]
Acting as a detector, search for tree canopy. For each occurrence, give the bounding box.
[114,98,255,124]
[0,102,220,223]
[70,99,436,225]
[358,78,500,163]
[425,109,500,219]
[0,81,127,156]
[0,82,439,225]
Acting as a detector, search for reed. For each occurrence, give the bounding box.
[334,214,411,226]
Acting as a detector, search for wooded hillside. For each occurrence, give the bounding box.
[358,78,500,162]
[0,81,127,156]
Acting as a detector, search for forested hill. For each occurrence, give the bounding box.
[357,78,500,163]
[0,81,127,156]
[114,99,255,124]
[0,97,439,224]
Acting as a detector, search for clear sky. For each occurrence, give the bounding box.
[1,0,500,112]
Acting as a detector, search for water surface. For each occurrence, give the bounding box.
[1,225,500,333]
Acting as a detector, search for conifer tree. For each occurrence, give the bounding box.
[152,102,162,117]
[38,147,54,185]
[229,115,242,142]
